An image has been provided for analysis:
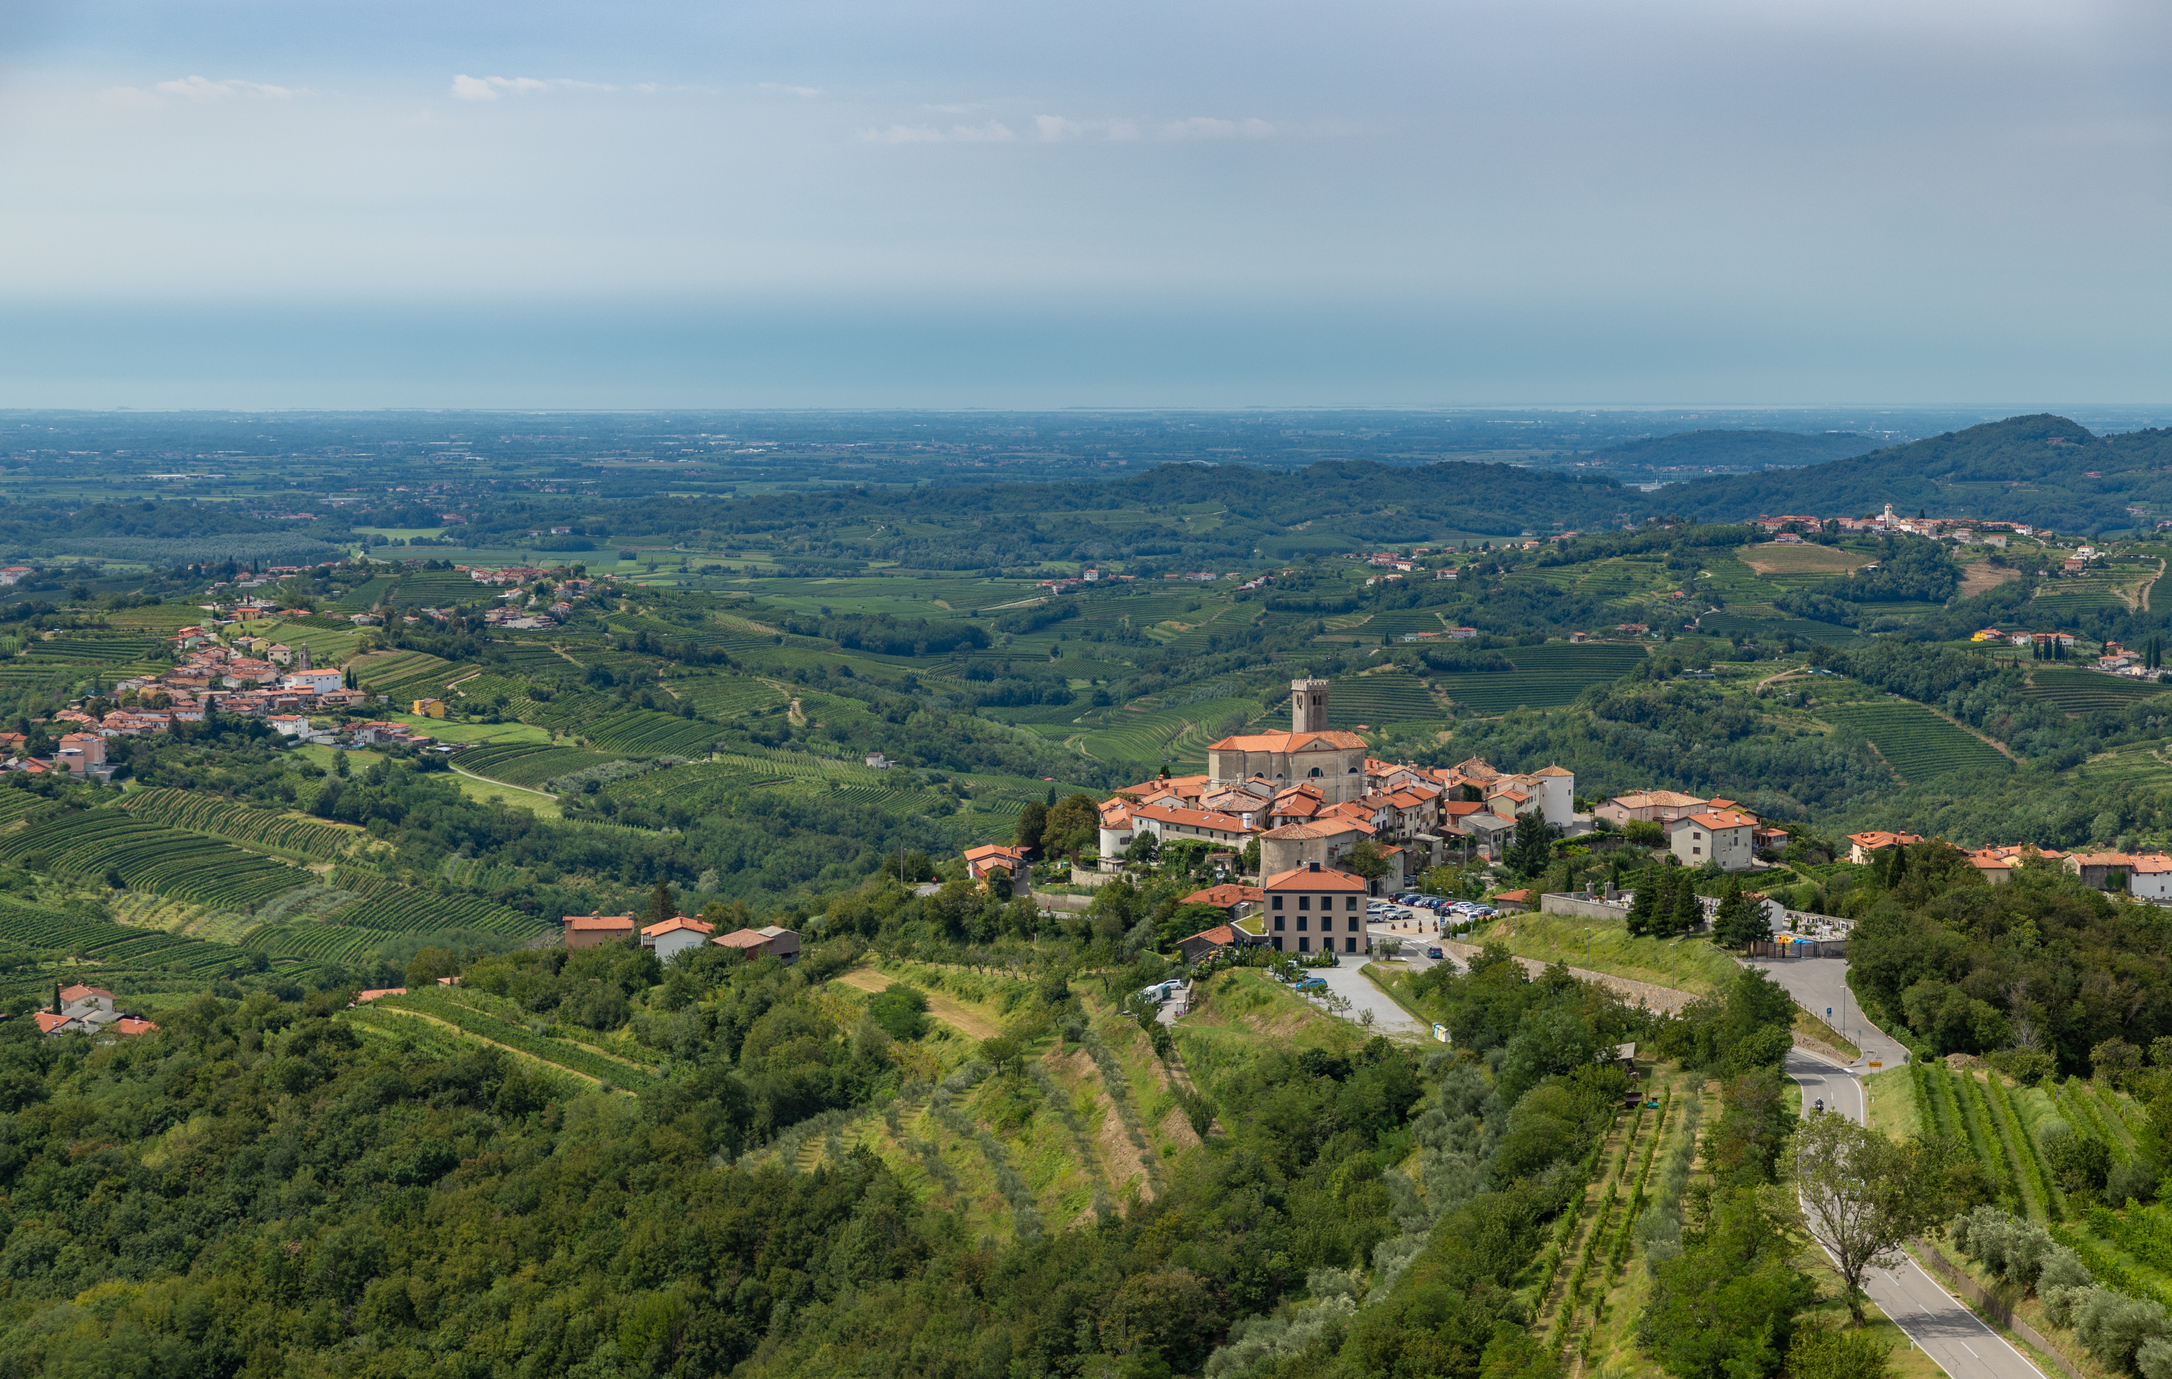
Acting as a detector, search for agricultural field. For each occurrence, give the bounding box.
[350,650,463,698]
[455,742,629,789]
[0,810,312,909]
[668,672,791,719]
[1435,642,1648,713]
[2023,667,2172,715]
[117,787,364,860]
[1325,669,1443,727]
[22,636,164,665]
[1821,700,2011,783]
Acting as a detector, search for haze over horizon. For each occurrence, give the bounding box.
[4,0,2168,408]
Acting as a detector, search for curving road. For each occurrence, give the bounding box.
[1788,1046,2043,1379]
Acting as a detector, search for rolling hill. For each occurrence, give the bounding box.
[1658,414,2172,532]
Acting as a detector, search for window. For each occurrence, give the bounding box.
[1297,916,1308,931]
[1692,847,1701,855]
[1346,937,1358,952]
[1298,937,1310,952]
[1273,916,1284,931]
[1273,937,1284,951]
[1272,896,1283,911]
[1692,832,1702,840]
[1298,896,1310,911]
[1346,896,1358,910]
[1348,916,1360,932]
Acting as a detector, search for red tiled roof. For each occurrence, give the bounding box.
[1181,884,1264,908]
[564,913,635,931]
[713,928,773,950]
[642,916,715,939]
[1261,866,1369,891]
[1180,924,1239,948]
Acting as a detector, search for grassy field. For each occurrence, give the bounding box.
[1472,912,1743,994]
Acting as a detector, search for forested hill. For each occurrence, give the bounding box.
[1593,428,1877,468]
[1660,414,2172,532]
[610,458,1639,546]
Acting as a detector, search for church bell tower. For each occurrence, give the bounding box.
[1291,678,1329,734]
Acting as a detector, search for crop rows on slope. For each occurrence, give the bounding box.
[0,810,310,908]
[485,644,580,678]
[24,637,164,664]
[324,885,546,936]
[671,674,791,718]
[331,575,402,611]
[1822,701,2011,783]
[243,923,379,961]
[1327,671,1442,726]
[117,788,358,859]
[352,651,460,696]
[2023,668,2172,715]
[373,991,659,1090]
[519,692,721,755]
[456,743,628,788]
[0,899,246,972]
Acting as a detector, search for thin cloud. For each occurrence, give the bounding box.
[450,75,619,102]
[1034,114,1273,142]
[861,121,1017,143]
[102,76,301,105]
[760,83,821,98]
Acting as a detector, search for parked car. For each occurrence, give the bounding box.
[1467,905,1497,919]
[1294,977,1328,993]
[1425,946,1444,959]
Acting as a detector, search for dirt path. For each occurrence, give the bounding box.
[1437,941,1700,1014]
[360,1005,630,1092]
[831,968,1001,1039]
[450,764,557,798]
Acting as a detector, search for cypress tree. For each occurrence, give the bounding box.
[1626,862,1658,936]
[1673,870,1704,933]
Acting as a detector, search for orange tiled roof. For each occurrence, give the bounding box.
[1261,866,1369,891]
[564,913,635,931]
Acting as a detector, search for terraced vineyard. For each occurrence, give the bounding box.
[351,650,462,698]
[1823,700,2011,782]
[1072,697,1253,769]
[355,989,660,1091]
[0,897,257,974]
[327,885,546,936]
[1436,642,1648,713]
[117,788,362,860]
[243,922,378,962]
[2024,667,2172,715]
[484,644,582,679]
[1327,670,1443,726]
[23,636,164,664]
[671,673,790,718]
[1355,608,1452,637]
[457,743,628,788]
[0,810,312,908]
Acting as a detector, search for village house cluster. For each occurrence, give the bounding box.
[1080,680,1578,893]
[31,983,158,1038]
[561,912,803,963]
[1845,832,2172,903]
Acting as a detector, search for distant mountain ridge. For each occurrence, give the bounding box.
[1593,428,1877,469]
[1659,414,2172,532]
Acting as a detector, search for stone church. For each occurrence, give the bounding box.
[1204,678,1370,805]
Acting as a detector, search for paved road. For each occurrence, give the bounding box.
[1310,958,1428,1035]
[1788,1048,2043,1379]
[1748,956,1910,1069]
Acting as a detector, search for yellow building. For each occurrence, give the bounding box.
[411,698,447,718]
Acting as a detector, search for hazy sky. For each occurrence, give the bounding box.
[2,0,2167,407]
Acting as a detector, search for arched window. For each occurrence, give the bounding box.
[1308,767,1322,778]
